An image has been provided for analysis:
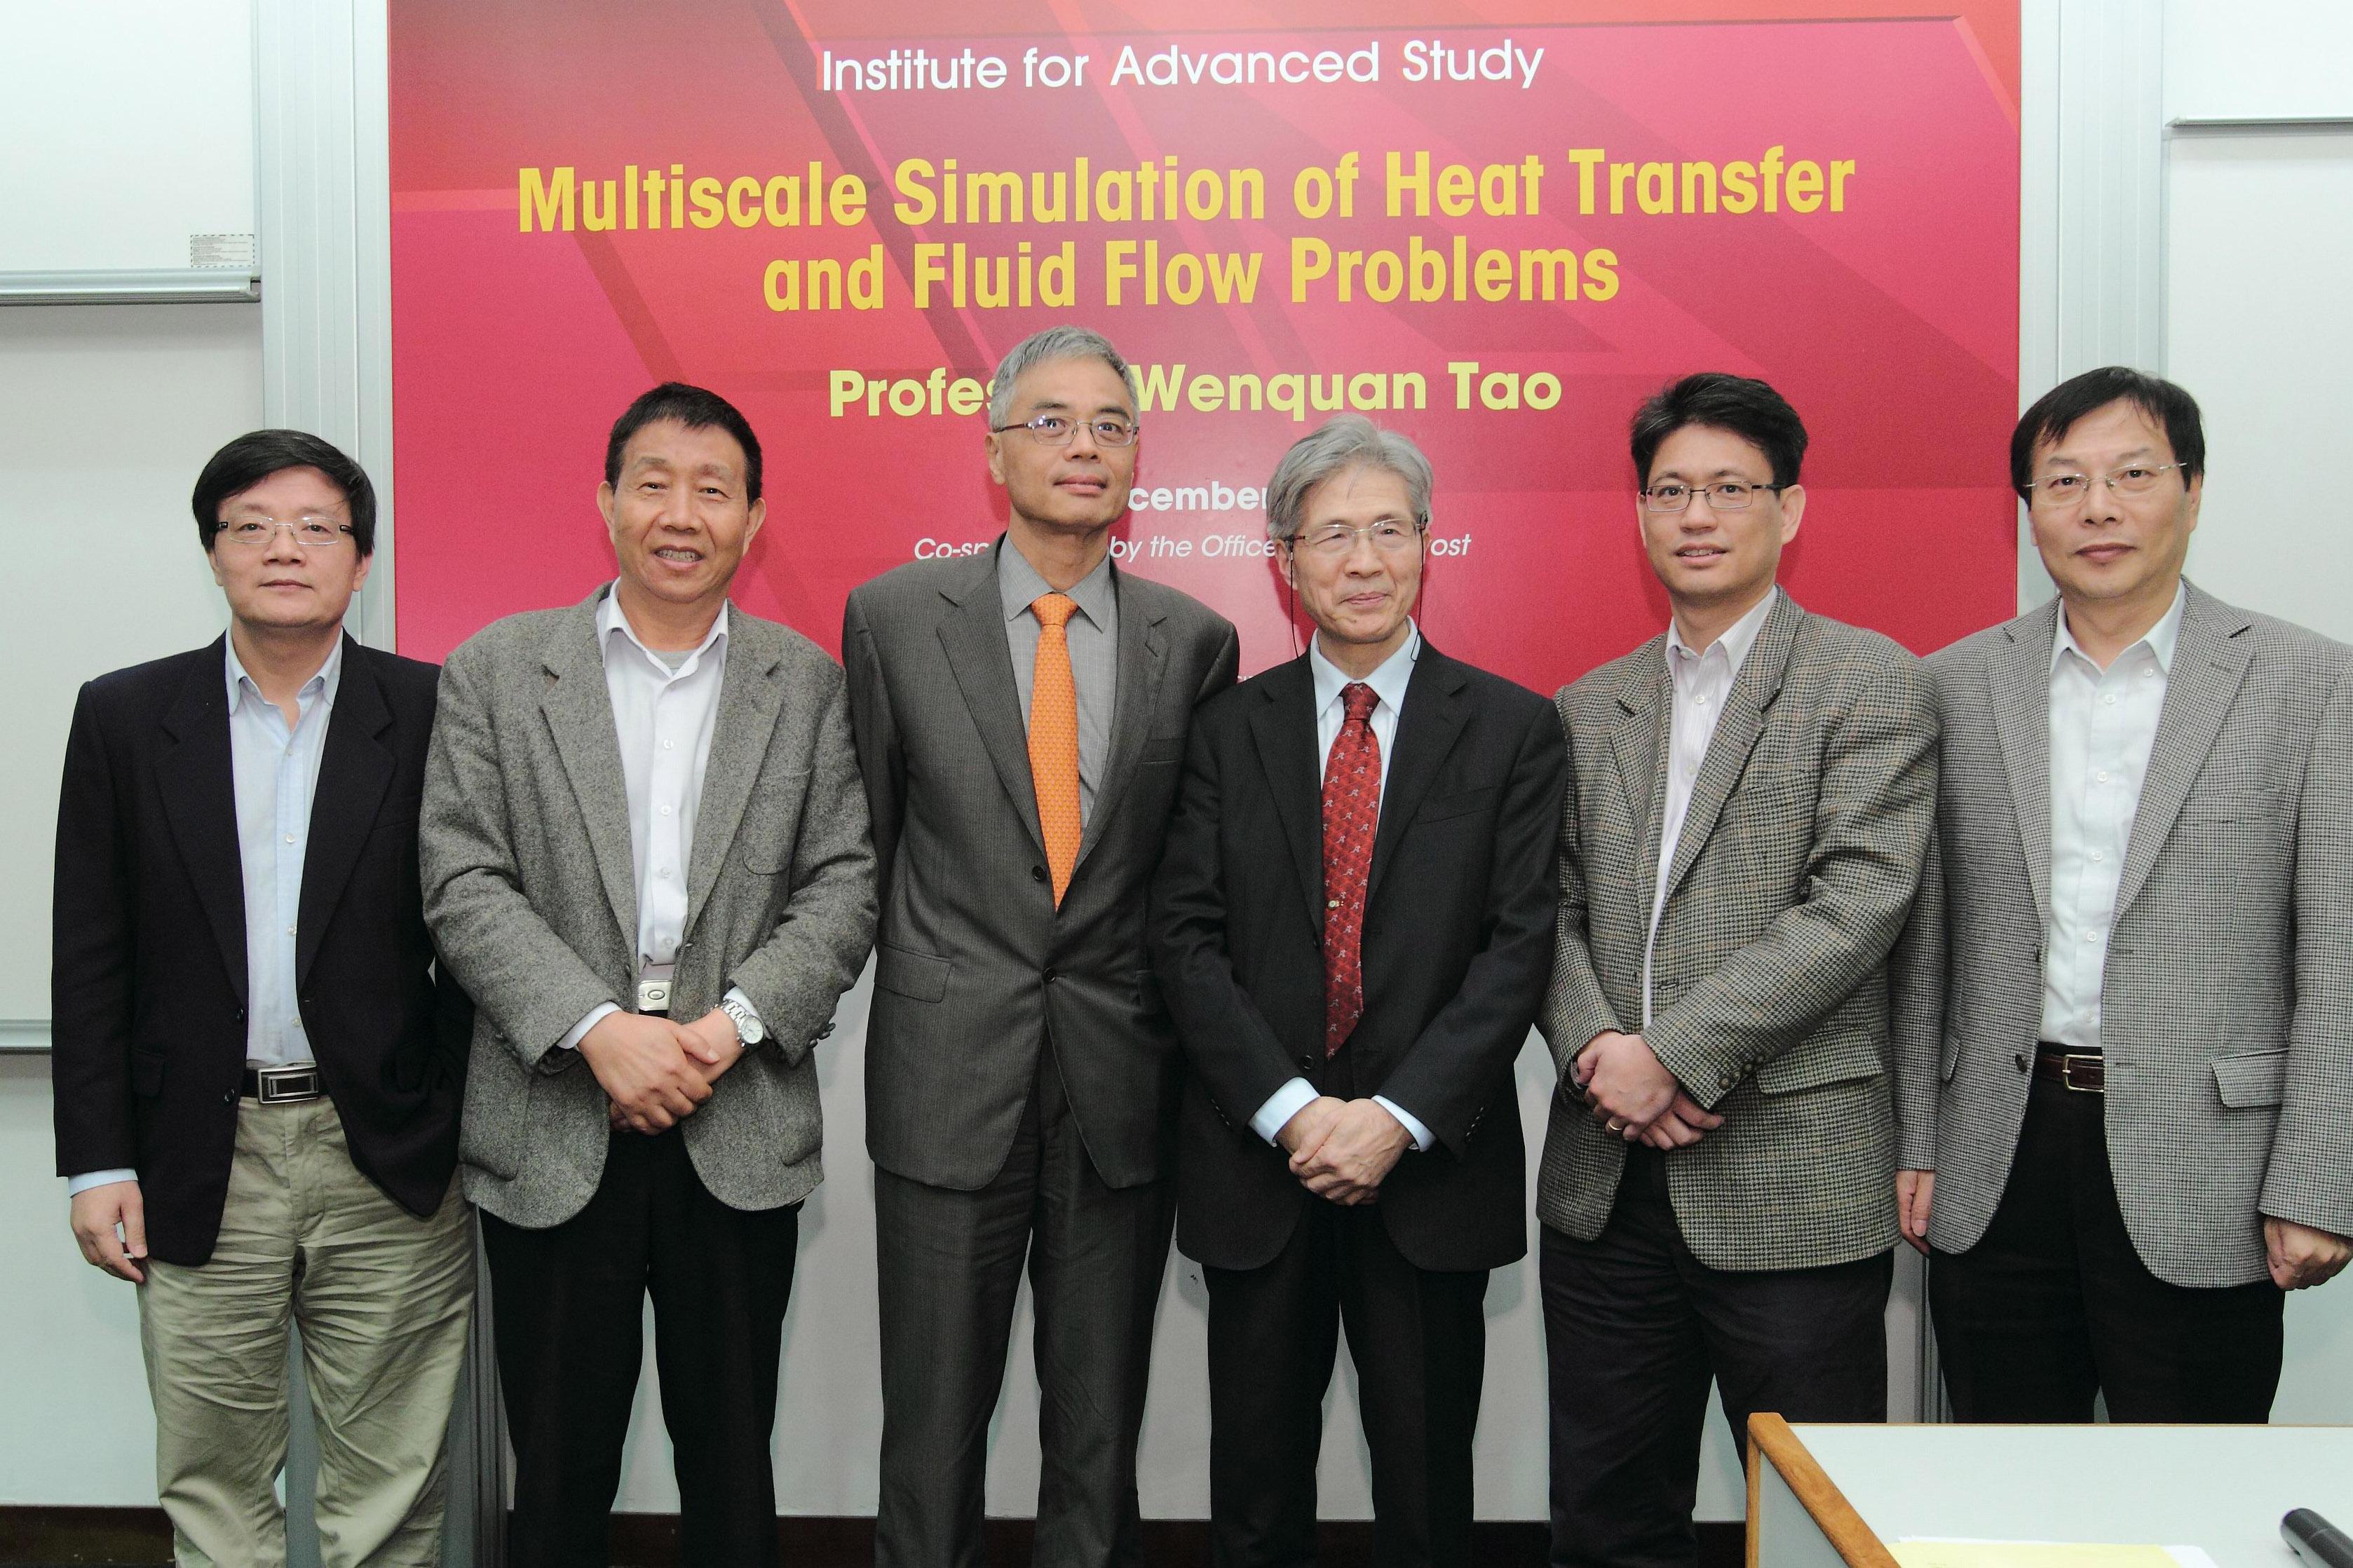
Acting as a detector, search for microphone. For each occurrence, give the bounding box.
[2284,1510,2353,1568]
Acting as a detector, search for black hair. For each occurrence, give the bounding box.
[2011,367,2204,500]
[1629,372,1810,490]
[604,382,764,504]
[191,430,376,556]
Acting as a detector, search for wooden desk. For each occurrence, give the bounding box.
[1749,1417,2353,1568]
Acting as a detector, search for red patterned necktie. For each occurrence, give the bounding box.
[1322,681,1381,1056]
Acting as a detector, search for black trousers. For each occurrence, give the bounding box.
[1203,1199,1490,1568]
[1542,1147,1892,1568]
[873,1047,1174,1568]
[480,1128,801,1568]
[1929,1076,2285,1422]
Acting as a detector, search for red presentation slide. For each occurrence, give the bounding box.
[390,0,2019,686]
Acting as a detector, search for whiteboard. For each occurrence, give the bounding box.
[0,0,256,279]
[0,304,262,1021]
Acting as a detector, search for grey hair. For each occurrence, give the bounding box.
[987,326,1135,426]
[1263,414,1435,542]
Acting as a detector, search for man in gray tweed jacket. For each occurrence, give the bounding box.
[1896,367,2352,1425]
[1541,374,1937,1568]
[421,384,875,1567]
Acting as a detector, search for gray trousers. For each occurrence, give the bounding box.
[873,1046,1173,1568]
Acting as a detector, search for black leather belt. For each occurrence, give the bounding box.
[2033,1044,2104,1093]
[240,1065,324,1104]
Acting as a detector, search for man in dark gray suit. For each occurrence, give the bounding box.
[843,325,1239,1568]
[1542,374,1937,1568]
[1897,367,2352,1423]
[422,383,876,1567]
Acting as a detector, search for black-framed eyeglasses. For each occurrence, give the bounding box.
[990,413,1140,448]
[1640,481,1787,513]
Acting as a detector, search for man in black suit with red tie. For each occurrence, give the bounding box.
[1151,415,1564,1567]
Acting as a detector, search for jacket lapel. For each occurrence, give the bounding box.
[295,639,394,983]
[1607,639,1671,922]
[1247,657,1327,941]
[1073,566,1165,874]
[936,543,1046,857]
[1659,594,1799,908]
[1991,599,2061,918]
[538,590,640,949]
[2113,585,2253,921]
[1365,646,1470,908]
[684,607,789,933]
[157,640,247,1005]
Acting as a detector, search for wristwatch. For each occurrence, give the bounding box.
[719,995,766,1047]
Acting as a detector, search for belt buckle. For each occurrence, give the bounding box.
[255,1066,320,1104]
[2059,1052,2103,1092]
[636,978,672,1014]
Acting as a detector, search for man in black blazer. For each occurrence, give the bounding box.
[1151,415,1564,1567]
[53,431,471,1566]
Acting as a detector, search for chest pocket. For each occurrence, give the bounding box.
[1416,784,1498,824]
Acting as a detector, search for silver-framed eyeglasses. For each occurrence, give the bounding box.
[989,412,1140,448]
[1290,519,1427,557]
[215,515,357,549]
[1640,480,1787,513]
[2022,463,2184,509]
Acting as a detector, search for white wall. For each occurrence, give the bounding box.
[2160,0,2353,1428]
[0,301,260,1503]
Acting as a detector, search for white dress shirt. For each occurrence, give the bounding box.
[2041,583,2187,1051]
[71,635,343,1195]
[560,585,761,1051]
[1249,624,1434,1152]
[1644,587,1779,1024]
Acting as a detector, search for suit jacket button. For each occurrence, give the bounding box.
[2014,1051,2030,1072]
[222,1090,236,1104]
[1043,968,1057,983]
[1031,865,1047,883]
[233,1006,245,1023]
[1298,1056,1316,1071]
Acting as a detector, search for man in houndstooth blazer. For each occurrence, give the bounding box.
[1540,374,1937,1568]
[1894,367,2353,1425]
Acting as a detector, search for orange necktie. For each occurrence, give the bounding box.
[1029,592,1083,905]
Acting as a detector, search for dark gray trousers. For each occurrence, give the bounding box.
[1541,1147,1892,1568]
[873,1046,1174,1568]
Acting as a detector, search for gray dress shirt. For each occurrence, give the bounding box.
[999,542,1117,827]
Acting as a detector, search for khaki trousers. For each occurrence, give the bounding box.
[138,1096,473,1567]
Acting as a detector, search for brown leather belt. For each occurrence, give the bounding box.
[2033,1045,2104,1093]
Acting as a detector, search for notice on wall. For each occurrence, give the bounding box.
[389,0,2020,683]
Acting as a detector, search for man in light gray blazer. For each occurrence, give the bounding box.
[421,383,875,1567]
[1896,367,2352,1424]
[843,326,1237,1568]
[1542,374,1937,1568]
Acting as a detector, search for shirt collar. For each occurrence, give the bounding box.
[597,580,728,674]
[1667,585,1778,676]
[1310,620,1422,719]
[224,630,346,716]
[2052,579,2187,677]
[998,538,1115,631]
